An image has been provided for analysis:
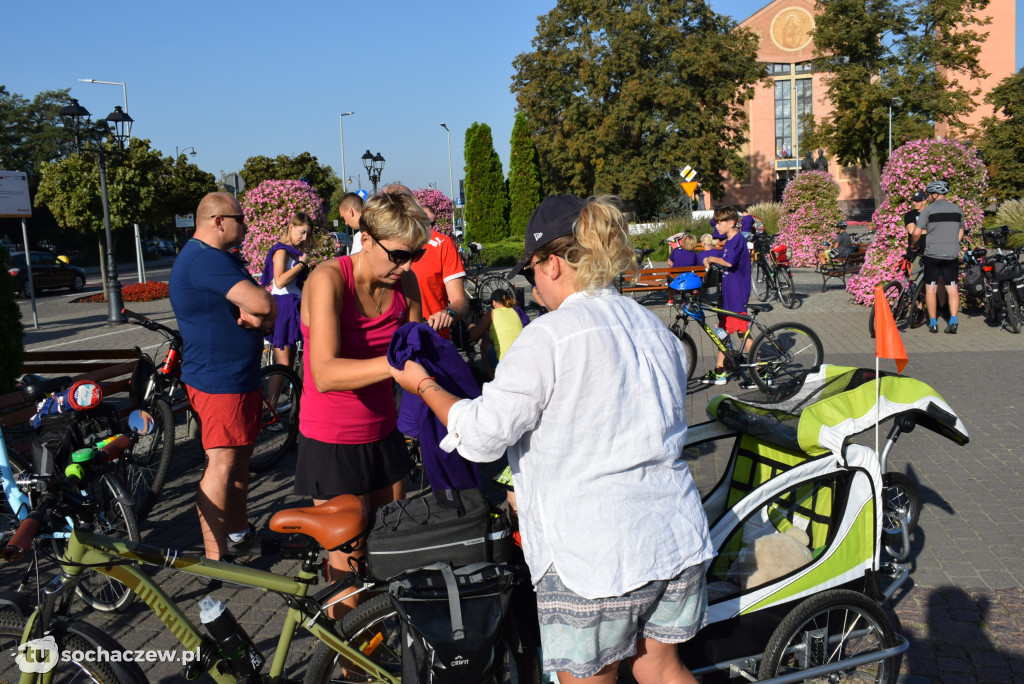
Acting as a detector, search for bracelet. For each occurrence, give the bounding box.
[444,306,457,319]
[416,376,437,394]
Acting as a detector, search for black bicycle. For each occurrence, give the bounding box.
[868,254,927,338]
[750,233,798,308]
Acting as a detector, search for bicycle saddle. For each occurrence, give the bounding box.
[747,303,773,313]
[20,374,73,403]
[270,494,368,553]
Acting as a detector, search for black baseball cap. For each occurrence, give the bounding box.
[911,190,928,202]
[508,195,587,278]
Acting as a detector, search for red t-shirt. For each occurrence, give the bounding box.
[410,231,466,340]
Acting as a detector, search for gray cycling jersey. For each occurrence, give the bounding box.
[918,198,963,260]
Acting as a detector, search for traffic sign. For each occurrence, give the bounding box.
[681,181,699,198]
[225,172,246,196]
[175,214,195,229]
[0,171,31,218]
[680,165,697,183]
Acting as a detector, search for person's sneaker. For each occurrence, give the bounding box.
[737,378,759,390]
[929,323,938,334]
[226,524,263,557]
[666,298,675,306]
[701,370,728,386]
[945,322,957,334]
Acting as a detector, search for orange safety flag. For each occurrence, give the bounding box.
[874,286,908,374]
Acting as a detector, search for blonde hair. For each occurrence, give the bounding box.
[700,233,715,249]
[283,212,314,251]
[359,192,430,249]
[680,234,697,251]
[531,195,636,294]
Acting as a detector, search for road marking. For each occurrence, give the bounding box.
[28,316,178,351]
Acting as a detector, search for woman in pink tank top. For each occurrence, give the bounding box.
[296,192,428,615]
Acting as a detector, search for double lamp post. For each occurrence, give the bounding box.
[59,99,133,325]
[361,150,386,193]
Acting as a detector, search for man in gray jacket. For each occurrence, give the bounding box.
[911,181,964,334]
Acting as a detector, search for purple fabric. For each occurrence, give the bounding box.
[266,292,301,348]
[387,322,483,492]
[514,306,530,327]
[669,248,698,267]
[260,243,307,288]
[719,232,752,313]
[739,215,755,233]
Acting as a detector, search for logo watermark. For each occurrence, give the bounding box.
[13,634,195,674]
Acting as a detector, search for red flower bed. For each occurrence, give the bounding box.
[75,281,169,303]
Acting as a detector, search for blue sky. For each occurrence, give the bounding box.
[4,0,1021,207]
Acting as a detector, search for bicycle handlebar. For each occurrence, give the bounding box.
[2,491,57,562]
[122,308,181,339]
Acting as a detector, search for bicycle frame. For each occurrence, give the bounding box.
[21,528,397,684]
[674,300,767,365]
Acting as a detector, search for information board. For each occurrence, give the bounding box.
[0,171,31,218]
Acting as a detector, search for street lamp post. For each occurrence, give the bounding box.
[59,99,133,325]
[176,146,197,157]
[440,123,455,226]
[78,78,127,112]
[361,150,385,193]
[339,112,354,194]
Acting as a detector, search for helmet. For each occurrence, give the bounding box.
[926,181,949,195]
[836,220,848,229]
[669,272,703,292]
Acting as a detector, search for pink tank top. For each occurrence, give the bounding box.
[299,256,407,443]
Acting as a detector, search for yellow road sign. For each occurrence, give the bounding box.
[681,181,699,197]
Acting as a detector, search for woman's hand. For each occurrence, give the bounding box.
[390,359,430,394]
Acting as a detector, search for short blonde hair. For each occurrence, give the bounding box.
[700,233,714,248]
[359,192,430,249]
[680,234,697,251]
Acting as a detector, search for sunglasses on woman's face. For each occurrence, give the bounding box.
[522,253,564,286]
[371,234,426,265]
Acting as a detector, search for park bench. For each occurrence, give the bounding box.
[616,265,708,301]
[819,247,867,292]
[0,349,139,458]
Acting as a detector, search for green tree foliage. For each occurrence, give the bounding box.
[163,154,217,220]
[976,68,1024,202]
[805,0,991,203]
[511,0,763,219]
[0,247,24,393]
[240,152,339,211]
[463,123,508,242]
[507,112,543,238]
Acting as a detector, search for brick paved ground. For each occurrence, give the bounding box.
[2,267,1022,682]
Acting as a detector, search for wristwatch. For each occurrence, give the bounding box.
[444,307,457,320]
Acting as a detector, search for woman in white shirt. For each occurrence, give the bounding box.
[391,195,713,684]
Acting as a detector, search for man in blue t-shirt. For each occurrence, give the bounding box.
[170,192,276,566]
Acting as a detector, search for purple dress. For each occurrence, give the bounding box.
[719,232,751,314]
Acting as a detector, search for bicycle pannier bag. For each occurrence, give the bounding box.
[389,562,515,684]
[367,489,513,581]
[30,404,120,476]
[963,264,986,298]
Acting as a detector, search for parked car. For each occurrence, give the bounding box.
[7,251,87,298]
[329,231,352,255]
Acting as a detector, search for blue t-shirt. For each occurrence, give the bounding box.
[719,232,752,314]
[169,239,263,393]
[669,248,699,267]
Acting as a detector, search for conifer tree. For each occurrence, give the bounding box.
[463,122,508,242]
[508,112,543,238]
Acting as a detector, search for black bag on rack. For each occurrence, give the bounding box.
[30,404,120,477]
[388,562,515,684]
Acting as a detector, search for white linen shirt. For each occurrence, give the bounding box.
[440,286,714,599]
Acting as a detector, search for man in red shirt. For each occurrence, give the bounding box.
[411,206,469,339]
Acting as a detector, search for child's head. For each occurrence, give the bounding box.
[700,233,714,249]
[712,206,740,232]
[681,234,697,251]
[490,288,515,309]
[285,213,314,250]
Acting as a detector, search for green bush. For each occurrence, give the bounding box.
[0,247,25,393]
[995,199,1024,247]
[479,238,526,267]
[746,202,782,235]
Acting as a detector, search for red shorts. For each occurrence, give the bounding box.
[722,314,749,335]
[186,386,262,449]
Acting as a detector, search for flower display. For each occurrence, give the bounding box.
[846,138,988,305]
[413,188,455,238]
[239,180,333,277]
[75,281,169,303]
[775,171,844,267]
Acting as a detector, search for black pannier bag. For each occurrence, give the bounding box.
[388,562,515,684]
[963,263,986,299]
[31,404,119,477]
[367,489,513,581]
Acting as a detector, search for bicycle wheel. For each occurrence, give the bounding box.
[868,281,902,338]
[907,280,928,329]
[118,395,173,521]
[746,323,824,393]
[777,267,798,309]
[1002,282,1021,333]
[882,471,921,539]
[758,589,900,683]
[71,472,139,613]
[0,607,147,683]
[751,261,770,301]
[249,364,302,473]
[305,593,542,684]
[478,275,516,304]
[670,325,698,383]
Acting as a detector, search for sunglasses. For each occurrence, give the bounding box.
[522,253,564,286]
[213,214,246,223]
[371,234,426,265]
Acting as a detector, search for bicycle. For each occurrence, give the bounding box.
[124,309,302,476]
[868,254,927,338]
[668,277,824,392]
[634,247,656,269]
[1,420,542,684]
[749,233,797,309]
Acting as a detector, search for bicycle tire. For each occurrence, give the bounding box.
[882,471,921,539]
[777,267,798,309]
[1002,282,1021,333]
[868,281,902,338]
[757,589,899,683]
[70,472,139,613]
[118,395,173,520]
[478,275,515,304]
[249,364,302,473]
[907,279,928,329]
[751,261,770,301]
[0,607,147,683]
[304,592,542,684]
[746,322,824,393]
[670,325,698,383]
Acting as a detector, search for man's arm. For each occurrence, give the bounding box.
[428,277,469,330]
[226,279,277,329]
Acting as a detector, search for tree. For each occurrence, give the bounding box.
[805,0,991,204]
[507,112,543,238]
[239,152,339,211]
[511,0,763,218]
[463,123,508,242]
[160,154,217,226]
[775,171,843,267]
[239,180,333,278]
[976,68,1024,202]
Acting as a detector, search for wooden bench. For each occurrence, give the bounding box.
[819,247,867,292]
[617,266,708,299]
[0,350,139,458]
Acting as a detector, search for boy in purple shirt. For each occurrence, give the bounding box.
[701,206,753,387]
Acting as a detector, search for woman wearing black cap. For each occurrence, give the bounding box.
[390,194,712,683]
[905,190,929,264]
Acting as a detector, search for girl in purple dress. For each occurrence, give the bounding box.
[261,213,313,370]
